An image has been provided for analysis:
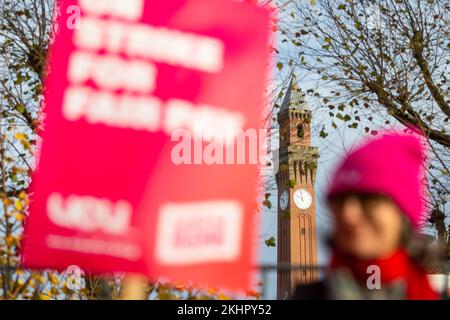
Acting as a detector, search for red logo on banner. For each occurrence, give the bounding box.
[22,0,271,291]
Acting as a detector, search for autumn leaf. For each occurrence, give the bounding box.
[19,191,27,200]
[48,274,59,286]
[15,133,26,140]
[174,282,186,291]
[247,290,261,299]
[2,198,13,206]
[265,237,276,247]
[16,212,25,222]
[39,294,52,300]
[14,199,23,211]
[20,139,32,151]
[207,286,219,295]
[262,199,272,209]
[5,235,15,246]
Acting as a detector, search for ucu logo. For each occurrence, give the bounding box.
[47,193,132,235]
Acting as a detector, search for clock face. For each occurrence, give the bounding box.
[279,190,289,211]
[293,188,312,210]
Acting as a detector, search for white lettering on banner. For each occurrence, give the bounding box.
[78,0,144,21]
[126,25,224,73]
[156,201,243,265]
[164,99,245,143]
[47,193,132,235]
[46,235,142,260]
[68,51,157,93]
[74,17,103,50]
[75,17,225,73]
[62,86,244,138]
[63,86,162,131]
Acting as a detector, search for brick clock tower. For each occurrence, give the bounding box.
[275,77,319,299]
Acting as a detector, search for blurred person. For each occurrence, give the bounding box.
[292,132,441,300]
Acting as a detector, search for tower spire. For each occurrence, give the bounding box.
[279,74,307,112]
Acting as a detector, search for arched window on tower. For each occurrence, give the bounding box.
[296,124,304,139]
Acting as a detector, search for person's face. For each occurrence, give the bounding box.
[330,193,403,260]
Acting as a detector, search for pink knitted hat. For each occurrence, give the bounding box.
[327,132,428,230]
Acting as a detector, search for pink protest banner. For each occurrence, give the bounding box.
[22,0,271,291]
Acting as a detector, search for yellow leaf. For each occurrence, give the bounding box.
[48,274,59,286]
[32,274,46,283]
[20,139,31,151]
[15,133,26,140]
[207,287,218,295]
[5,235,15,246]
[218,293,230,300]
[39,294,52,300]
[19,191,27,200]
[158,292,174,300]
[14,200,23,211]
[174,283,186,291]
[62,286,74,296]
[2,198,13,206]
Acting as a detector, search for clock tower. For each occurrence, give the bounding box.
[275,76,319,299]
